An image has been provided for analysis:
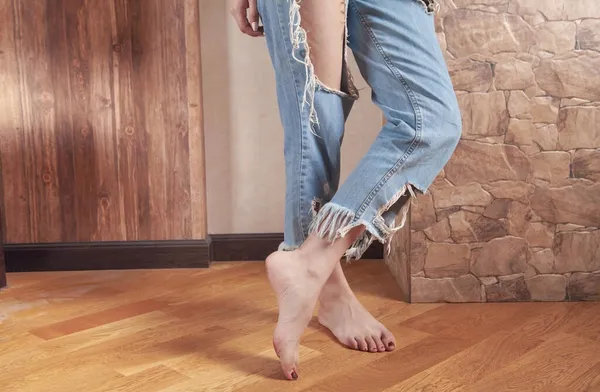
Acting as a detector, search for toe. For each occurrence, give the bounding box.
[381,330,396,351]
[366,336,378,352]
[356,337,369,352]
[282,368,298,381]
[347,337,360,350]
[373,335,386,352]
[280,357,299,380]
[275,341,300,380]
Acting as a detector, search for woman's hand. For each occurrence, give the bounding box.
[230,0,264,37]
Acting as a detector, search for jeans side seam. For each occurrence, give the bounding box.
[349,2,424,218]
[276,0,308,239]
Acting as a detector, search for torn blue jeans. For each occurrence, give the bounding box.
[258,0,461,259]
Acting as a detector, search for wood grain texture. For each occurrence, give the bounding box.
[2,261,599,391]
[0,0,206,245]
[0,0,30,243]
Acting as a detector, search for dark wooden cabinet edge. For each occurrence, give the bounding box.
[3,233,383,273]
[0,252,5,288]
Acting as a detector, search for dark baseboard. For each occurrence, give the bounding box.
[210,233,283,261]
[0,252,5,288]
[3,233,382,272]
[4,240,211,272]
[210,233,383,261]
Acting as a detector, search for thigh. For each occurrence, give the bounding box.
[347,0,460,129]
[299,0,346,90]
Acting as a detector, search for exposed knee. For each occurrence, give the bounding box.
[286,0,360,128]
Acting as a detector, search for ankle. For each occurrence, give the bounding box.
[298,236,332,256]
[295,247,336,279]
[320,282,353,303]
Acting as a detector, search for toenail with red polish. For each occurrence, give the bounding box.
[291,371,298,380]
[388,342,395,348]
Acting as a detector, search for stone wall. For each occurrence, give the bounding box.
[410,0,600,302]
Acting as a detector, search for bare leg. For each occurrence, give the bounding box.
[266,227,363,380]
[299,0,345,90]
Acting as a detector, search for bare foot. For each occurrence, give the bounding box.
[318,265,395,353]
[266,250,327,380]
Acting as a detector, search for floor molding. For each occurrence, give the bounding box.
[210,233,384,262]
[4,233,383,272]
[4,240,211,272]
[0,239,5,288]
[210,233,284,262]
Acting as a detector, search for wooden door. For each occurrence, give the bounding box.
[0,0,206,247]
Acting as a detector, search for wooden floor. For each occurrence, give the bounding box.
[1,262,599,392]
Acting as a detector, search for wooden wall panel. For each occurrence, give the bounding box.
[184,0,206,242]
[0,0,206,244]
[0,0,29,243]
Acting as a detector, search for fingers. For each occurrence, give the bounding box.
[230,0,264,37]
[248,0,260,32]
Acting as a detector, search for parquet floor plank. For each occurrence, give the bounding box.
[1,261,598,392]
